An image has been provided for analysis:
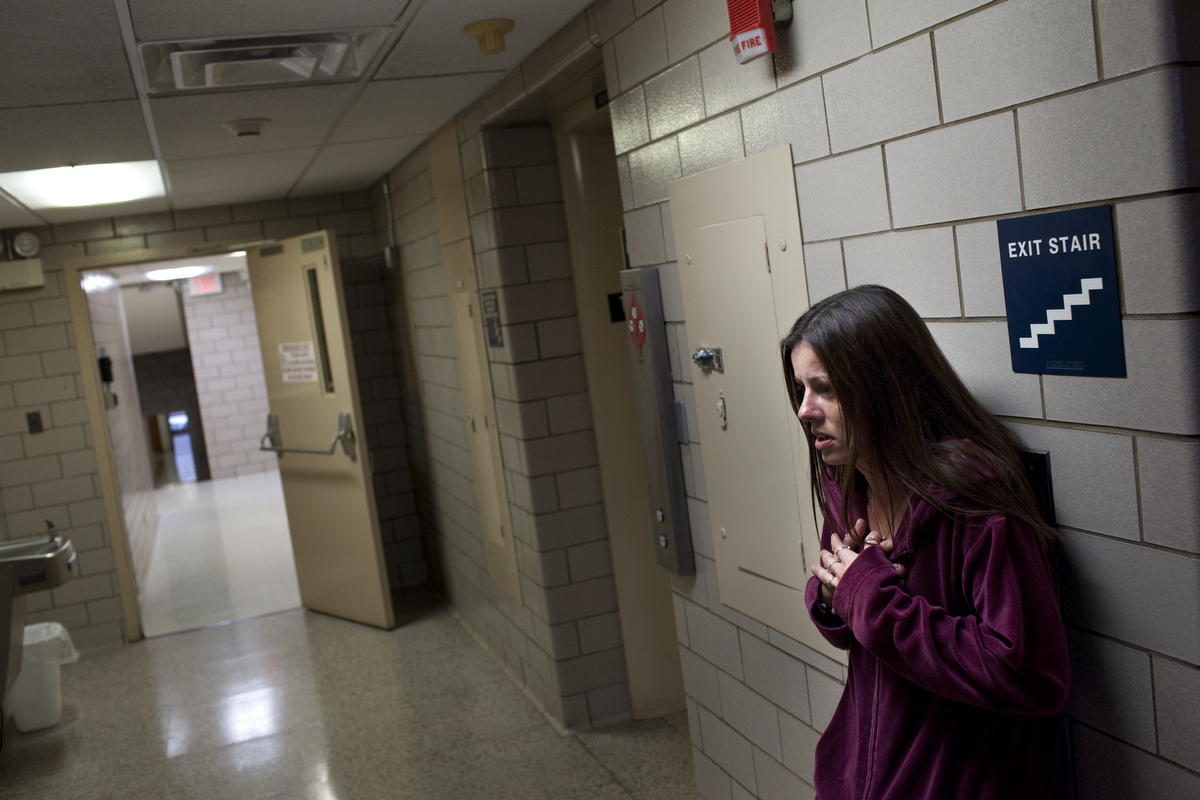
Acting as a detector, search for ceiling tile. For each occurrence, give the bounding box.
[331,74,503,144]
[37,197,170,226]
[376,0,594,79]
[0,197,44,229]
[128,0,410,40]
[171,188,293,212]
[166,148,316,197]
[0,0,136,109]
[293,136,425,195]
[0,101,154,173]
[150,83,356,159]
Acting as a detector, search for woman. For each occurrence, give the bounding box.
[780,285,1070,800]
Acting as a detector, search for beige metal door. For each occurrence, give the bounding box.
[247,231,395,629]
[692,217,809,586]
[671,146,843,662]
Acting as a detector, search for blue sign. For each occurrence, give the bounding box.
[997,205,1126,378]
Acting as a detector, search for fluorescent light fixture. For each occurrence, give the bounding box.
[230,251,247,257]
[0,161,165,209]
[145,265,211,281]
[81,273,117,293]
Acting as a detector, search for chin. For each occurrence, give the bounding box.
[819,451,848,467]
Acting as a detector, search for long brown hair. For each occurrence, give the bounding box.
[780,285,1057,546]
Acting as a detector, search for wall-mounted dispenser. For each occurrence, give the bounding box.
[620,267,695,576]
[96,353,118,409]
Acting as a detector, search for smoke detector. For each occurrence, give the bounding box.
[139,30,387,93]
[13,231,40,258]
[223,118,271,137]
[465,19,515,55]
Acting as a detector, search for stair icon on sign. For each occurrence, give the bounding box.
[1019,278,1104,349]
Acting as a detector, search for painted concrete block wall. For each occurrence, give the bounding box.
[371,146,465,607]
[339,257,425,589]
[0,190,418,646]
[84,284,158,588]
[375,129,632,730]
[0,249,128,650]
[595,0,1200,797]
[461,124,630,729]
[180,272,276,480]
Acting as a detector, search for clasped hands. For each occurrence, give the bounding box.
[811,518,907,605]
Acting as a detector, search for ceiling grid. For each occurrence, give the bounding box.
[0,0,594,227]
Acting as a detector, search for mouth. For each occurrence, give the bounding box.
[812,432,835,450]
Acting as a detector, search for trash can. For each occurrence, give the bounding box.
[8,622,79,732]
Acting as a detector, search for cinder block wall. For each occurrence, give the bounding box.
[340,257,425,589]
[0,190,422,646]
[375,130,632,729]
[181,272,276,480]
[588,0,1200,797]
[83,283,158,588]
[464,125,629,727]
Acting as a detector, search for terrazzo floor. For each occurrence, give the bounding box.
[138,471,300,638]
[0,593,698,799]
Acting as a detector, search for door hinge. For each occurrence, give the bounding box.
[764,242,771,272]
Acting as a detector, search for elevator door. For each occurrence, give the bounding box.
[247,231,395,629]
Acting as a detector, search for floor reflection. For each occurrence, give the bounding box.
[139,471,300,637]
[0,600,698,799]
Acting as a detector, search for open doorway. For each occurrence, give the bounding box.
[551,100,687,719]
[78,252,300,637]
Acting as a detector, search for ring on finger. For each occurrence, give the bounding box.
[833,545,850,556]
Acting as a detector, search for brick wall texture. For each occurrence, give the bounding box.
[341,257,426,589]
[83,284,159,590]
[0,190,421,648]
[180,272,277,480]
[579,0,1200,798]
[2,2,1198,796]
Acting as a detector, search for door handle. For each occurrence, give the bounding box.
[259,411,357,458]
[692,347,723,372]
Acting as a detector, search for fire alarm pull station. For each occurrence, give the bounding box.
[727,0,777,64]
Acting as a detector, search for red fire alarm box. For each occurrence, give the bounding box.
[727,0,776,64]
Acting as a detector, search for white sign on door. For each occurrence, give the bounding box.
[279,341,319,383]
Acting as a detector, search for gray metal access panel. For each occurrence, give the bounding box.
[620,267,694,576]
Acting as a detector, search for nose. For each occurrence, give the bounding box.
[797,389,819,422]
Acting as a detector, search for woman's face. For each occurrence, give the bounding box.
[790,341,849,466]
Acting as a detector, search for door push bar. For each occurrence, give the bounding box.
[259,411,357,458]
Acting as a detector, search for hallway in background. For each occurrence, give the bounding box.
[138,471,300,638]
[0,599,696,799]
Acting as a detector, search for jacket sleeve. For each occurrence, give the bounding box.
[833,515,1070,715]
[805,517,852,650]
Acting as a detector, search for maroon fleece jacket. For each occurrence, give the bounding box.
[806,472,1071,800]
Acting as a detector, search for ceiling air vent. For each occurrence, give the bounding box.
[138,30,388,93]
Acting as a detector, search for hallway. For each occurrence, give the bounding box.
[0,598,696,799]
[139,471,299,638]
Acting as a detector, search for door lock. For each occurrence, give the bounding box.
[692,347,723,372]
